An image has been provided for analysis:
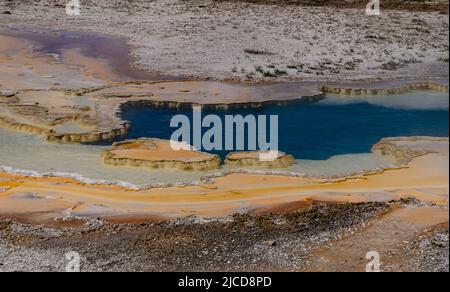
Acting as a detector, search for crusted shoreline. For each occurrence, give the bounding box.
[1,78,448,145]
[102,139,222,171]
[0,136,447,191]
[320,81,449,96]
[224,151,296,168]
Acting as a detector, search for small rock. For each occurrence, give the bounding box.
[0,90,16,97]
[264,240,277,247]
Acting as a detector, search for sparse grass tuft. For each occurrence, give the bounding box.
[254,65,288,78]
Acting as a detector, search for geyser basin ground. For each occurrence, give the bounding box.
[0,2,449,273]
[0,25,448,217]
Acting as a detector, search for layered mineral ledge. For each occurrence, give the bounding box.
[224,151,295,168]
[319,81,449,96]
[102,138,221,171]
[371,136,448,165]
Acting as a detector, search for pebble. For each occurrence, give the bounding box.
[0,90,17,97]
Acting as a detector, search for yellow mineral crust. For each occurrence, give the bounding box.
[0,137,448,220]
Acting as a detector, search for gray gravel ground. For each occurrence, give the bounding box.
[0,202,390,272]
[0,0,448,82]
[384,228,449,272]
[1,201,448,272]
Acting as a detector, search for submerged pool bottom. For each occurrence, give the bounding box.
[122,92,449,160]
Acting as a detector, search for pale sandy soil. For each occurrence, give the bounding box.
[0,0,448,82]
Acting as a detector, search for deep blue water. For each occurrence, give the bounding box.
[122,98,449,160]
